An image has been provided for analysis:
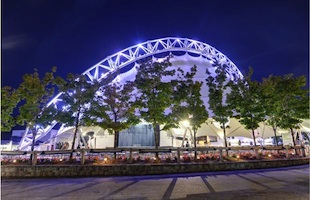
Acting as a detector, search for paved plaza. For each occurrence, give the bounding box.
[1,164,309,200]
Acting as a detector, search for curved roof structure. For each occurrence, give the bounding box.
[81,37,242,81]
[18,37,243,150]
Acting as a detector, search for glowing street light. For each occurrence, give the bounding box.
[181,120,190,128]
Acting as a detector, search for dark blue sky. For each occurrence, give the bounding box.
[2,0,309,88]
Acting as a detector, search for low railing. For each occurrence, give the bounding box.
[1,145,308,166]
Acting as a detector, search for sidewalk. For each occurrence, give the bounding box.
[1,164,309,200]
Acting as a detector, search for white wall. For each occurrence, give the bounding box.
[160,132,173,147]
[95,135,114,148]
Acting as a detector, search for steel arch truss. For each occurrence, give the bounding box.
[18,37,242,150]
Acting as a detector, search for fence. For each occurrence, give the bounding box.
[1,145,307,166]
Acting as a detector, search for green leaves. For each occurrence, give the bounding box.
[262,74,309,145]
[228,67,266,146]
[206,64,233,147]
[16,67,57,129]
[1,86,20,132]
[135,57,175,126]
[55,74,100,128]
[54,73,100,152]
[134,57,176,147]
[9,67,58,153]
[172,65,208,133]
[89,81,139,147]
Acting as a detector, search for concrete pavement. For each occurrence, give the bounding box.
[1,164,309,200]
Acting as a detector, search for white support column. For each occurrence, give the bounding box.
[188,129,194,147]
[181,129,188,147]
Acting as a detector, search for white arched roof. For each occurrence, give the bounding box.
[18,37,243,150]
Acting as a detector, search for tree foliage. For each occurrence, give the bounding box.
[206,63,233,147]
[172,65,208,149]
[262,74,309,145]
[134,57,176,148]
[228,67,266,146]
[16,67,57,153]
[55,74,100,155]
[89,81,139,149]
[1,86,20,132]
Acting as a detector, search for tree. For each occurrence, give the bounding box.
[171,65,208,157]
[206,63,234,147]
[89,81,139,152]
[278,75,309,146]
[261,75,282,145]
[1,86,20,132]
[263,74,309,146]
[55,73,100,160]
[134,57,177,151]
[16,67,57,160]
[228,67,266,146]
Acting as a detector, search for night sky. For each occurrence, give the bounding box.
[2,0,309,89]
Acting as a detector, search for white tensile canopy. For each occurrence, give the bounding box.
[56,118,310,140]
[191,118,310,140]
[300,119,310,132]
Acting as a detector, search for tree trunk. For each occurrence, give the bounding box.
[273,126,278,146]
[290,128,296,146]
[70,108,81,161]
[30,129,37,163]
[252,128,257,146]
[223,123,228,148]
[154,128,158,148]
[70,125,79,161]
[114,131,119,159]
[154,124,160,158]
[193,129,197,160]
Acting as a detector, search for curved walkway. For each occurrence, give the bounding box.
[1,164,309,200]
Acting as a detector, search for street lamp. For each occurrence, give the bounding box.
[181,120,190,128]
